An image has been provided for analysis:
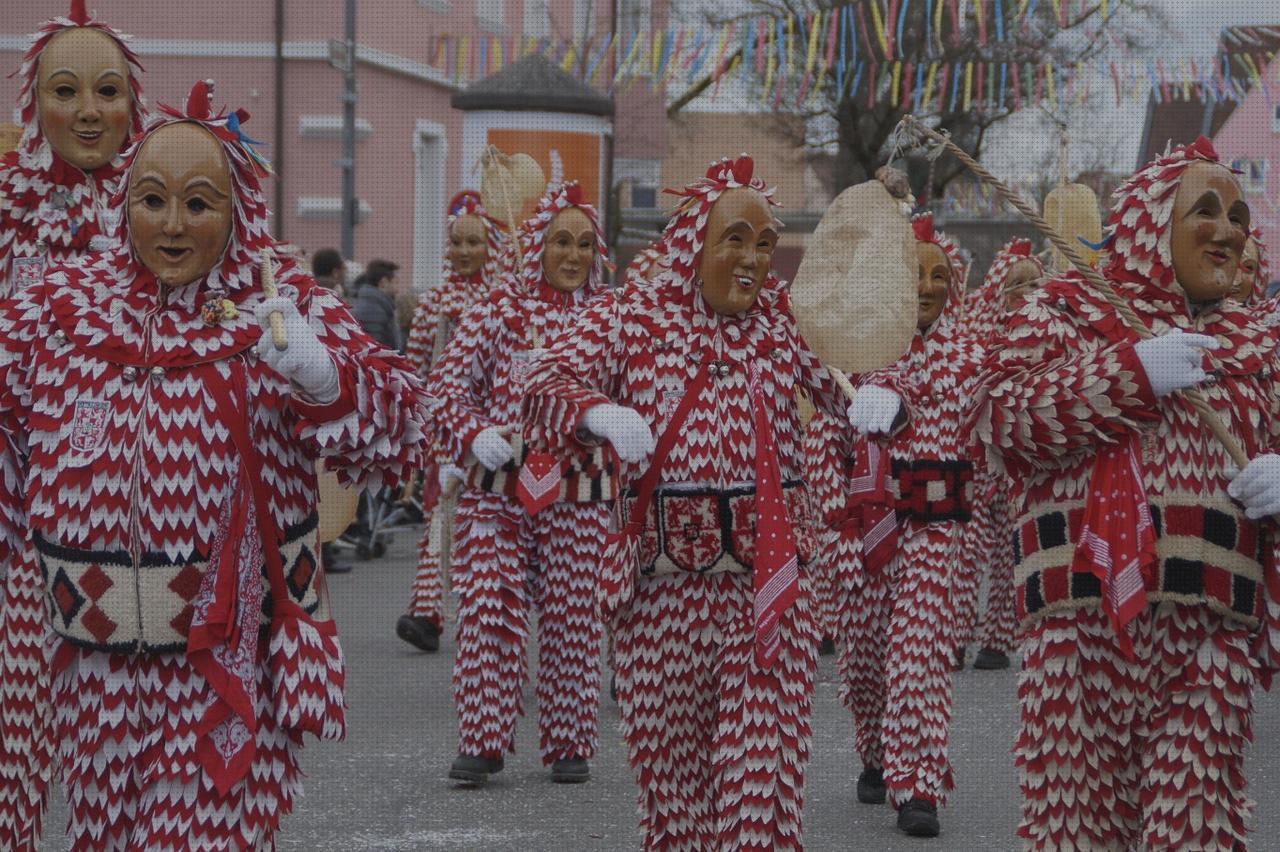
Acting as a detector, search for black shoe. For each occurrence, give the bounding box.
[448,754,504,786]
[396,614,441,653]
[952,645,966,671]
[856,766,886,805]
[818,636,836,656]
[550,757,590,784]
[897,799,940,838]
[609,673,618,703]
[973,647,1011,670]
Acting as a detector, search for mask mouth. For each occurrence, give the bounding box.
[72,128,104,143]
[1204,248,1232,267]
[157,245,191,262]
[734,274,756,290]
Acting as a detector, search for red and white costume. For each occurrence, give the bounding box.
[525,157,847,850]
[951,241,1044,658]
[975,137,1280,850]
[426,183,614,766]
[807,214,978,808]
[402,191,508,634]
[0,6,147,846]
[0,88,429,850]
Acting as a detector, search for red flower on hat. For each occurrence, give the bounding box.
[911,212,936,244]
[1007,238,1034,258]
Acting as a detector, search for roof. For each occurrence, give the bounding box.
[451,54,614,116]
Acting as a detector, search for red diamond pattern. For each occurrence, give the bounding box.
[168,563,203,602]
[81,604,117,644]
[79,563,113,601]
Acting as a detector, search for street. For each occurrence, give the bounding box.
[39,530,1280,850]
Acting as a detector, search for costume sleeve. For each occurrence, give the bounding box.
[404,292,439,378]
[0,287,39,567]
[805,409,855,529]
[785,302,849,425]
[422,296,505,463]
[973,299,1160,475]
[286,278,432,492]
[523,295,626,448]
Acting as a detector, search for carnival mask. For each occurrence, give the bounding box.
[699,188,777,316]
[1229,238,1261,304]
[36,27,133,172]
[916,241,950,329]
[449,214,489,278]
[1003,259,1042,312]
[1170,161,1250,304]
[543,207,595,293]
[127,122,233,287]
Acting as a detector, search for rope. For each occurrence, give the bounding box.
[897,115,1249,468]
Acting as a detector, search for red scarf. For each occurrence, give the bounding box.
[749,361,799,668]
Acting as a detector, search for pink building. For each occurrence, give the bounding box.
[1,0,667,298]
[1211,53,1280,289]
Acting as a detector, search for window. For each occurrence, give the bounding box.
[619,0,650,39]
[630,185,657,208]
[476,0,505,32]
[1274,103,1280,133]
[523,0,549,39]
[1231,158,1268,194]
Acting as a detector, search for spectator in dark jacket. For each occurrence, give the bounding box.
[312,247,348,301]
[351,259,403,351]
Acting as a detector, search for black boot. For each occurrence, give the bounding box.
[448,754,504,786]
[818,636,836,656]
[897,798,940,838]
[609,673,618,703]
[973,647,1011,670]
[550,757,590,784]
[952,645,966,671]
[856,766,886,804]
[396,614,441,653]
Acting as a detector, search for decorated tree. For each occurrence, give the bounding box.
[672,0,1164,198]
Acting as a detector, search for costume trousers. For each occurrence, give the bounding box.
[54,645,301,851]
[974,490,1017,654]
[808,538,841,641]
[451,491,607,763]
[1017,603,1255,852]
[612,570,818,852]
[407,507,446,629]
[0,548,55,852]
[952,469,996,649]
[835,520,958,806]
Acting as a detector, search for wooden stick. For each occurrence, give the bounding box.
[831,367,858,404]
[260,248,288,352]
[898,115,1249,469]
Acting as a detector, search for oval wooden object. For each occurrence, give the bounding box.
[1043,183,1102,272]
[790,179,918,377]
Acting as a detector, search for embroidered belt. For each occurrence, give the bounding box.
[618,479,814,577]
[36,513,323,654]
[1014,498,1264,627]
[845,456,975,523]
[465,435,617,503]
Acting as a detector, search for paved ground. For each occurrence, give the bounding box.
[39,529,1280,850]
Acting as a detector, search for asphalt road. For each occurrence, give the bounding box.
[38,528,1280,850]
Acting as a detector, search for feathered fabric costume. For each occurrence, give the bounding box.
[524,156,847,850]
[425,182,615,767]
[975,136,1280,850]
[951,240,1044,660]
[0,82,429,850]
[401,191,509,635]
[0,4,148,846]
[807,213,979,809]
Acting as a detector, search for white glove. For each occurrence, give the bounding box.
[1133,330,1220,397]
[846,385,902,436]
[580,403,655,463]
[255,296,340,402]
[437,463,465,493]
[1228,453,1280,520]
[469,426,515,471]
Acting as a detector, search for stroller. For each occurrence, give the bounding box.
[332,478,422,560]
